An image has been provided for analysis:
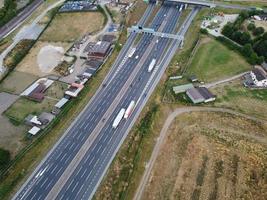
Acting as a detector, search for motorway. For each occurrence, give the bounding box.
[13,2,197,200]
[0,0,43,40]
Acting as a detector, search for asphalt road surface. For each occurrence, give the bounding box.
[0,0,43,40]
[13,2,196,200]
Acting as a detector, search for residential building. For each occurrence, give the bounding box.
[250,68,267,87]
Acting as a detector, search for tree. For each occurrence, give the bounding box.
[240,32,251,45]
[253,27,265,36]
[247,23,256,31]
[248,52,259,65]
[242,43,254,57]
[232,31,243,43]
[254,40,267,60]
[222,22,235,38]
[0,148,10,168]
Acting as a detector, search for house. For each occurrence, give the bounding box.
[88,41,112,60]
[186,87,216,104]
[21,78,54,102]
[250,68,267,87]
[172,83,194,94]
[65,83,84,97]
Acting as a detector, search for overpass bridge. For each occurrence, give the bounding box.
[163,0,215,8]
[128,26,184,43]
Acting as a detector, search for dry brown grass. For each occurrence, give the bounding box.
[142,112,267,200]
[40,12,104,42]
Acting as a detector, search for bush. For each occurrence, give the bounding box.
[253,40,267,61]
[253,27,265,36]
[200,28,208,35]
[247,23,256,31]
[0,148,10,169]
[0,0,17,27]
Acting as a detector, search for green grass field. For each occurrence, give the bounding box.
[211,80,267,119]
[186,37,251,83]
[0,71,38,94]
[5,97,56,123]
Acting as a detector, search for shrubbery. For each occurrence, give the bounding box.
[221,10,267,63]
[0,0,17,27]
[0,148,10,169]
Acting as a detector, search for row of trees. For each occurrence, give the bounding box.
[0,0,17,27]
[222,10,267,64]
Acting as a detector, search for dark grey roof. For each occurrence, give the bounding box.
[252,68,267,81]
[186,88,204,101]
[84,68,96,75]
[197,87,215,99]
[85,60,103,69]
[186,87,215,103]
[89,41,111,54]
[102,35,116,43]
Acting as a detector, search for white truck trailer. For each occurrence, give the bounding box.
[128,48,136,58]
[124,101,135,119]
[112,108,125,129]
[148,59,156,72]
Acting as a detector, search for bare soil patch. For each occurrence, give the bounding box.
[142,112,267,200]
[16,41,71,77]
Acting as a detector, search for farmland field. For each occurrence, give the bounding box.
[142,112,267,200]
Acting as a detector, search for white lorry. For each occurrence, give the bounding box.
[148,59,156,72]
[124,101,135,119]
[128,48,136,58]
[112,108,125,129]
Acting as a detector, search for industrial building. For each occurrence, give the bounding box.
[88,41,112,60]
[186,87,216,104]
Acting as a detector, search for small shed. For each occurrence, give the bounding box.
[188,75,198,83]
[54,98,69,109]
[28,126,41,136]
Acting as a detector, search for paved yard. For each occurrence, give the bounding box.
[0,92,19,114]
